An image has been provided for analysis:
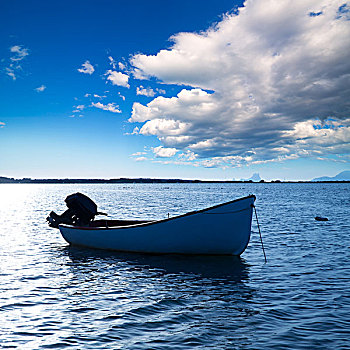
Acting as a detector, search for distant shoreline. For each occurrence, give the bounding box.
[1,176,349,184]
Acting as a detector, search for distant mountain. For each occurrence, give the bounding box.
[312,170,350,181]
[241,173,262,182]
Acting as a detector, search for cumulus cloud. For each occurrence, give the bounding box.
[283,118,350,156]
[135,86,166,97]
[0,122,5,128]
[179,150,197,161]
[129,0,350,166]
[91,102,121,113]
[108,56,127,71]
[136,85,156,97]
[118,62,126,71]
[153,146,178,157]
[78,60,95,74]
[35,85,46,92]
[105,70,130,88]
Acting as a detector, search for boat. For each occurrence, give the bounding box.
[53,194,256,256]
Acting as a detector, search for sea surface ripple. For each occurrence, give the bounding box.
[0,183,349,349]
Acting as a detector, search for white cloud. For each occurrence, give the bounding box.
[10,45,29,62]
[78,60,95,74]
[179,150,197,161]
[6,68,16,80]
[132,126,139,134]
[72,104,85,113]
[118,62,126,71]
[0,122,5,128]
[129,0,350,166]
[105,70,130,88]
[153,145,178,157]
[132,151,147,156]
[5,45,30,80]
[283,118,350,154]
[91,102,121,113]
[135,156,148,161]
[136,85,156,97]
[136,86,165,97]
[93,94,106,99]
[35,85,46,92]
[108,56,126,71]
[108,56,117,69]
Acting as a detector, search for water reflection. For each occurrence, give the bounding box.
[52,246,257,349]
[63,246,251,283]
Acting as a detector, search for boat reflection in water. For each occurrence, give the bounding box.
[62,245,251,283]
[58,246,257,348]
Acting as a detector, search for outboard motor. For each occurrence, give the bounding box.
[47,192,105,228]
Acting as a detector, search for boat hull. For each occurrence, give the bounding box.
[59,195,255,255]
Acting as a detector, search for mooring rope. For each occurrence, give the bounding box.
[252,204,267,263]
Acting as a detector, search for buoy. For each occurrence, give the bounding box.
[315,216,328,221]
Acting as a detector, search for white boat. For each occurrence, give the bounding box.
[58,195,256,255]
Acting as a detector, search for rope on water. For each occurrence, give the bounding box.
[252,204,267,263]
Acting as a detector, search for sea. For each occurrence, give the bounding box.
[0,183,349,349]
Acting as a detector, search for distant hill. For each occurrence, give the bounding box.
[0,176,15,183]
[240,173,262,182]
[312,171,350,181]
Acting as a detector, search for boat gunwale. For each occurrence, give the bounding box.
[59,194,256,231]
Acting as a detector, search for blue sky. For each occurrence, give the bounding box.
[1,0,349,181]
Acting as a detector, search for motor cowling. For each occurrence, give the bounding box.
[47,192,102,228]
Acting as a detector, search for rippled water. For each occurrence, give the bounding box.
[0,183,349,349]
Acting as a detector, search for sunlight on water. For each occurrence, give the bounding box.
[0,183,350,349]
